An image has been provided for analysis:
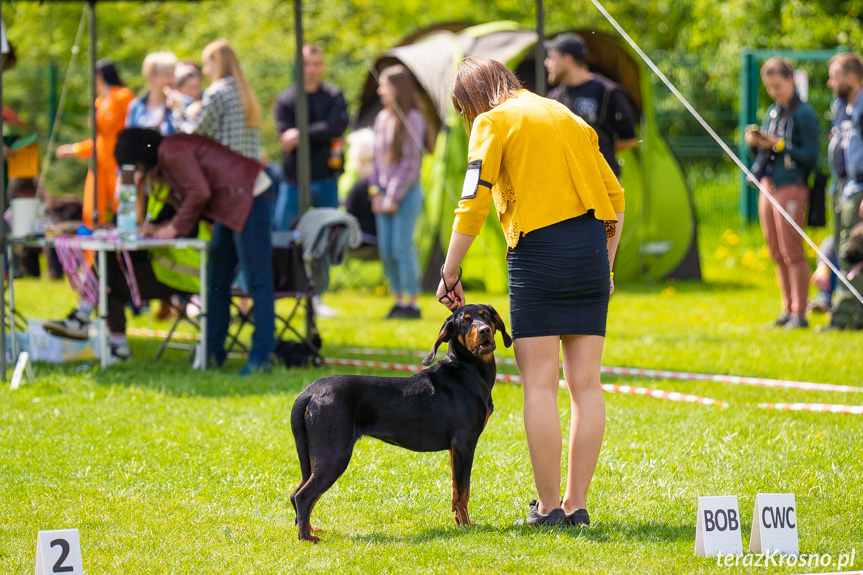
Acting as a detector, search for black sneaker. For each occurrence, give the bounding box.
[386,304,406,319]
[401,305,421,319]
[773,313,791,327]
[516,500,567,527]
[43,309,91,340]
[565,508,591,526]
[784,315,809,330]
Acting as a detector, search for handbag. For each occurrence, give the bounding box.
[807,170,828,228]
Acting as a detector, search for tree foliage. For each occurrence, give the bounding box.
[1,0,861,189]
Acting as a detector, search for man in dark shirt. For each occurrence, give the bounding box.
[544,33,637,176]
[273,43,349,230]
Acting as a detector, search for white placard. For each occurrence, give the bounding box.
[35,529,83,575]
[750,493,799,555]
[10,351,33,390]
[695,496,744,556]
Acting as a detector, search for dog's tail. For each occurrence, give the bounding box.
[290,392,313,482]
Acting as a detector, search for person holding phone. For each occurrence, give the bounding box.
[745,57,820,330]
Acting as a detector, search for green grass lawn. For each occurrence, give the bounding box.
[2,246,862,574]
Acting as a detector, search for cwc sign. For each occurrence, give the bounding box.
[761,506,796,529]
[750,493,799,555]
[695,496,744,556]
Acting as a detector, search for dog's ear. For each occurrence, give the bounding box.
[422,317,454,366]
[485,305,512,348]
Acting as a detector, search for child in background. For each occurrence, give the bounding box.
[343,128,377,244]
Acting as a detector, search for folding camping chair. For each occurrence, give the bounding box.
[153,294,200,363]
[225,230,321,363]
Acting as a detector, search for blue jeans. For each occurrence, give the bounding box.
[376,183,423,295]
[273,178,339,231]
[207,191,275,366]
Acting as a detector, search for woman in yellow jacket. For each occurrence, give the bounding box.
[56,59,135,227]
[437,57,625,527]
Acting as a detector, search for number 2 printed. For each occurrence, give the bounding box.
[50,539,74,573]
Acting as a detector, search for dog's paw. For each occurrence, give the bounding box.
[453,511,474,527]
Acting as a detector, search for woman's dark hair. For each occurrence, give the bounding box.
[114,128,163,172]
[760,57,794,80]
[96,58,125,87]
[379,65,420,165]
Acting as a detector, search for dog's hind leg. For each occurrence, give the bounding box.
[449,439,478,526]
[294,407,357,542]
[290,395,314,519]
[294,446,355,542]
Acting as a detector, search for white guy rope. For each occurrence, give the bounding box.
[588,0,863,306]
[37,7,88,196]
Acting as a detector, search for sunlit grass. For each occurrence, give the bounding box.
[1,247,861,574]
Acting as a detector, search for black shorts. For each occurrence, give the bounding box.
[507,213,610,339]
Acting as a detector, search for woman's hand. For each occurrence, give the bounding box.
[812,264,832,292]
[609,277,615,296]
[381,196,399,215]
[436,271,465,311]
[163,86,185,110]
[152,222,178,240]
[370,193,384,215]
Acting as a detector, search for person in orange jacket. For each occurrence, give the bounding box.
[56,59,135,227]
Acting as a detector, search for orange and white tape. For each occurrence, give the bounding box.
[326,358,727,407]
[127,327,199,341]
[339,347,862,394]
[758,403,863,415]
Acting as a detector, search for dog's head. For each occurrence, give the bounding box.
[840,222,863,265]
[422,304,512,366]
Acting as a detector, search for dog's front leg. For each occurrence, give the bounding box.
[449,440,477,526]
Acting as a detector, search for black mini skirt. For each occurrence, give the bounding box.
[507,213,610,339]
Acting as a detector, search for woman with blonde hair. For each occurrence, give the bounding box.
[170,39,261,159]
[126,51,178,134]
[437,57,625,526]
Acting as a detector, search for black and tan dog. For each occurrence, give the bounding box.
[290,304,512,542]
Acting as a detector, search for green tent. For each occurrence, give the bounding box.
[356,22,700,293]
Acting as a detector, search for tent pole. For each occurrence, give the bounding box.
[535,0,546,96]
[1,0,7,380]
[88,0,98,224]
[294,0,311,215]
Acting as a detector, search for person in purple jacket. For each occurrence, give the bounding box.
[369,65,428,319]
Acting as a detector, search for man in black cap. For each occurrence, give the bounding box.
[545,32,637,176]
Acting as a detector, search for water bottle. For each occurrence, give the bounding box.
[116,164,138,241]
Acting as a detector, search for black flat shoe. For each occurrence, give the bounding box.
[565,508,590,526]
[515,500,566,527]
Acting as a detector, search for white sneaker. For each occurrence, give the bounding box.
[43,309,91,340]
[106,342,130,365]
